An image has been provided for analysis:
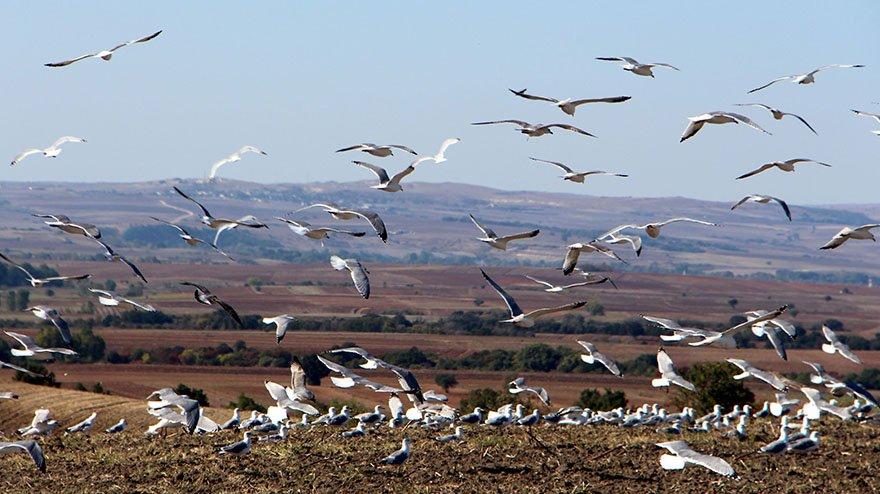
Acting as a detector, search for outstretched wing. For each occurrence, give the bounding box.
[748,75,793,94]
[529,157,574,174]
[480,269,522,317]
[109,30,163,52]
[353,161,390,183]
[468,214,495,238]
[173,186,212,218]
[542,124,596,137]
[524,301,587,319]
[508,88,559,103]
[736,163,776,180]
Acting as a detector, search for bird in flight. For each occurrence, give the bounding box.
[180,282,243,327]
[11,137,86,166]
[529,157,627,184]
[352,160,421,192]
[335,143,417,157]
[819,224,880,250]
[173,186,268,246]
[733,103,817,134]
[508,89,631,116]
[736,158,831,180]
[731,195,792,221]
[209,146,267,181]
[45,30,162,67]
[469,214,539,250]
[595,57,680,77]
[471,119,596,138]
[480,269,586,327]
[680,111,770,142]
[748,64,865,93]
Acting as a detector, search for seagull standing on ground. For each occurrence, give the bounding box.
[380,437,411,465]
[219,432,252,455]
[105,419,126,433]
[731,195,792,221]
[11,137,87,166]
[208,146,267,180]
[680,111,771,142]
[734,104,817,134]
[45,30,162,67]
[819,224,880,250]
[330,255,370,299]
[595,57,680,77]
[0,253,90,287]
[748,64,865,93]
[508,89,631,116]
[66,413,97,434]
[481,269,586,327]
[736,158,831,180]
[469,214,539,250]
[529,157,628,183]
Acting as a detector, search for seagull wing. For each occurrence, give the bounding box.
[562,245,582,275]
[542,124,596,137]
[389,164,417,185]
[496,229,540,243]
[471,119,531,128]
[679,119,705,142]
[349,210,387,243]
[0,441,46,472]
[523,301,587,319]
[45,52,97,67]
[648,62,680,71]
[0,252,34,279]
[480,269,523,318]
[119,256,149,284]
[736,163,776,180]
[468,214,495,238]
[508,88,558,103]
[150,216,189,235]
[215,298,243,327]
[51,136,86,148]
[352,161,390,183]
[641,315,682,329]
[524,275,554,289]
[10,148,42,166]
[568,96,631,107]
[387,145,418,155]
[771,197,792,221]
[783,113,818,134]
[529,157,574,174]
[0,359,35,375]
[435,138,460,157]
[726,112,772,134]
[653,217,717,228]
[748,75,793,94]
[173,186,212,218]
[109,30,163,52]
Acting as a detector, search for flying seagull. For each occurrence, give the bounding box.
[652,348,695,392]
[852,109,880,124]
[45,30,162,67]
[33,214,101,238]
[601,217,717,240]
[150,217,234,260]
[469,214,539,250]
[524,274,616,292]
[66,412,98,434]
[0,252,89,287]
[819,224,880,250]
[508,377,551,406]
[731,195,792,221]
[471,119,596,138]
[508,89,631,116]
[5,331,77,360]
[380,437,411,465]
[736,158,831,180]
[680,111,770,142]
[180,282,243,327]
[352,160,420,192]
[821,325,862,364]
[577,341,622,377]
[88,288,156,311]
[263,314,296,343]
[748,64,865,93]
[335,143,417,157]
[749,320,793,361]
[172,187,268,246]
[317,356,403,394]
[91,238,148,284]
[733,103,817,134]
[330,255,370,299]
[425,138,460,163]
[25,305,72,344]
[296,203,388,243]
[326,347,424,406]
[264,381,319,415]
[480,269,586,328]
[595,57,680,77]
[691,305,789,347]
[0,441,46,472]
[529,157,627,183]
[276,217,365,245]
[11,136,87,166]
[642,315,735,347]
[562,242,625,275]
[801,361,845,392]
[0,359,35,376]
[604,233,643,257]
[727,358,789,391]
[208,146,267,180]
[147,388,200,434]
[656,440,734,477]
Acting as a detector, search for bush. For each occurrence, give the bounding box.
[458,388,507,412]
[514,344,563,372]
[672,362,755,415]
[174,383,210,407]
[577,388,627,410]
[13,363,59,387]
[434,373,458,392]
[228,393,266,413]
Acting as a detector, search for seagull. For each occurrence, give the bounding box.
[562,242,625,274]
[147,388,200,434]
[276,217,364,245]
[0,392,19,399]
[524,275,615,292]
[380,437,411,465]
[436,426,463,442]
[88,289,155,311]
[263,314,296,343]
[18,409,59,437]
[800,387,852,420]
[336,143,417,157]
[66,413,97,434]
[842,380,879,409]
[641,315,731,345]
[786,431,820,453]
[577,341,622,377]
[595,57,680,77]
[733,103,817,134]
[508,89,631,116]
[425,138,460,163]
[852,109,880,124]
[263,381,319,416]
[352,160,420,192]
[317,356,402,394]
[208,146,267,180]
[680,111,770,142]
[481,269,586,328]
[458,407,484,424]
[801,361,845,392]
[0,252,89,287]
[471,119,596,138]
[760,427,790,454]
[355,405,385,425]
[748,64,865,93]
[324,350,424,406]
[25,306,72,344]
[652,348,695,392]
[220,409,241,430]
[150,217,234,260]
[656,440,733,477]
[104,418,126,434]
[566,268,620,288]
[179,282,242,327]
[508,377,551,406]
[749,321,792,361]
[601,218,717,240]
[517,409,542,426]
[172,186,268,246]
[821,325,862,364]
[529,157,627,183]
[45,30,162,67]
[736,158,831,180]
[0,359,34,376]
[219,432,252,455]
[726,359,789,391]
[731,195,792,221]
[690,305,788,347]
[296,203,388,243]
[330,255,370,299]
[91,238,148,284]
[11,137,87,166]
[33,214,101,238]
[819,224,880,250]
[469,214,539,250]
[5,331,77,360]
[341,422,366,438]
[0,440,46,472]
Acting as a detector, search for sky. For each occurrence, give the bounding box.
[1,1,878,204]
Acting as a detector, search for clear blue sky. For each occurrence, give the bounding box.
[2,1,878,204]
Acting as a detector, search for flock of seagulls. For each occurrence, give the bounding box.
[0,27,876,483]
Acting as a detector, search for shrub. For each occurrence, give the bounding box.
[458,388,506,412]
[434,373,458,392]
[174,383,210,407]
[672,362,755,415]
[13,363,59,387]
[228,393,266,413]
[577,388,627,410]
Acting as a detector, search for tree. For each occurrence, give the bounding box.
[514,344,563,372]
[577,388,627,410]
[105,279,117,291]
[174,383,210,407]
[16,289,29,311]
[459,388,505,412]
[727,298,739,309]
[228,393,266,413]
[6,290,15,312]
[434,373,458,393]
[672,362,755,415]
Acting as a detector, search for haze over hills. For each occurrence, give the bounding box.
[1,179,879,281]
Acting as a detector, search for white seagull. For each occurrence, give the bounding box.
[471,119,596,138]
[352,160,420,192]
[852,109,880,124]
[5,331,77,360]
[529,157,628,183]
[820,325,862,364]
[481,269,586,328]
[316,356,402,394]
[105,418,127,434]
[819,224,880,250]
[172,187,268,247]
[88,288,156,311]
[508,377,551,406]
[652,348,695,392]
[425,138,460,163]
[330,255,370,299]
[524,274,617,293]
[11,136,87,166]
[33,213,101,238]
[45,30,162,67]
[726,359,789,391]
[296,203,388,243]
[25,306,72,345]
[680,111,770,142]
[656,440,734,477]
[66,412,97,434]
[262,314,296,343]
[595,57,680,77]
[150,217,234,260]
[0,252,90,287]
[509,89,631,116]
[601,217,717,240]
[642,315,733,346]
[577,341,622,377]
[208,146,267,180]
[380,437,411,465]
[0,441,46,472]
[748,64,865,93]
[734,103,817,134]
[731,195,792,221]
[690,305,788,347]
[218,432,252,455]
[736,158,831,180]
[276,217,365,246]
[336,143,417,157]
[469,214,539,250]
